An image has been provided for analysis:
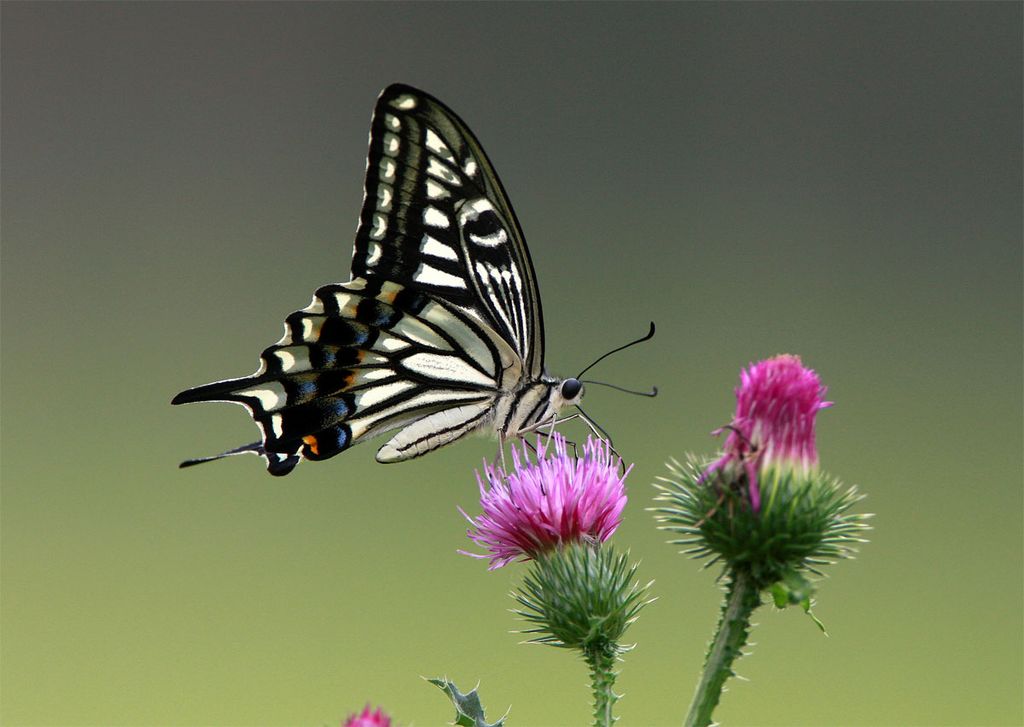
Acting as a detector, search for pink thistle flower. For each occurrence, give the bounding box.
[343,705,391,727]
[705,355,831,512]
[461,434,629,569]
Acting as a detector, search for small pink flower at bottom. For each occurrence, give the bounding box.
[461,434,629,569]
[343,705,391,727]
[704,355,831,511]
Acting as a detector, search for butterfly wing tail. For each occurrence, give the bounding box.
[179,441,300,477]
[172,376,254,406]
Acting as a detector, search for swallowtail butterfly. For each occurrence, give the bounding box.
[174,84,630,476]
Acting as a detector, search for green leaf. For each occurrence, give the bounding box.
[768,570,828,634]
[801,598,828,635]
[771,569,814,606]
[770,582,789,608]
[427,677,507,727]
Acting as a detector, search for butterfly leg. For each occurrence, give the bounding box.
[543,415,579,458]
[495,434,509,474]
[521,435,578,461]
[519,411,622,467]
[515,413,584,459]
[517,413,580,437]
[572,408,631,474]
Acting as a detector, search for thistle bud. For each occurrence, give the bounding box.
[654,355,870,590]
[343,705,391,727]
[705,354,830,512]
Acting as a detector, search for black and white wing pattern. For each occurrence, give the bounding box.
[352,85,545,378]
[173,84,578,476]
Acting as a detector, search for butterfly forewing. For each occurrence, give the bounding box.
[353,85,545,378]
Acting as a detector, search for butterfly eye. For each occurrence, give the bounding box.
[560,378,583,401]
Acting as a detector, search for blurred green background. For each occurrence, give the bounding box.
[2,3,1021,726]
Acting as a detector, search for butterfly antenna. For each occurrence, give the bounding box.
[576,322,656,379]
[581,380,658,397]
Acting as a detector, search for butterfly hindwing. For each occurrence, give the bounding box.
[172,277,508,473]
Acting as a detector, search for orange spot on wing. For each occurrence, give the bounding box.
[377,282,403,305]
[327,370,358,398]
[302,435,319,455]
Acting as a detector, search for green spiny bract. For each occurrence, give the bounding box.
[652,456,870,591]
[512,542,650,654]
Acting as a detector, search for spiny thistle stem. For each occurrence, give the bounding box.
[585,644,619,727]
[685,569,761,727]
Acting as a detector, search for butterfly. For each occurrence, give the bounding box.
[173,84,652,476]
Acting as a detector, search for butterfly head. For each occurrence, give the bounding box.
[530,376,583,429]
